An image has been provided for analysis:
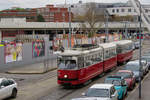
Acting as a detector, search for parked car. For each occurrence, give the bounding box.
[132,43,135,50]
[105,75,127,100]
[0,78,17,99]
[134,41,140,49]
[142,56,150,69]
[135,60,149,74]
[72,84,118,100]
[116,70,136,90]
[123,61,145,82]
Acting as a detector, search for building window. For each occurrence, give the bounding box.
[134,9,136,12]
[62,13,65,17]
[50,12,54,16]
[116,9,119,13]
[145,9,148,13]
[112,9,115,13]
[128,9,132,12]
[121,9,125,12]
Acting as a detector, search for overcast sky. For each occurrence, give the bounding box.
[0,0,150,10]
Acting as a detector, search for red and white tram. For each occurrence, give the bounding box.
[114,40,133,64]
[57,40,133,86]
[57,43,117,86]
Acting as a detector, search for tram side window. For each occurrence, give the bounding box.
[85,56,92,67]
[129,44,133,50]
[122,46,126,53]
[97,53,102,62]
[92,53,101,63]
[112,48,116,56]
[105,50,110,59]
[78,57,84,68]
[117,47,122,54]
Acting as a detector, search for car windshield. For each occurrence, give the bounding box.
[142,57,150,62]
[116,72,132,78]
[125,63,140,71]
[58,59,77,70]
[86,88,109,97]
[105,79,121,86]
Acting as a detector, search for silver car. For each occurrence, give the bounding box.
[71,84,118,100]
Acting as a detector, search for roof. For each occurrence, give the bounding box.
[90,84,113,89]
[60,49,82,56]
[60,45,102,56]
[127,60,146,64]
[99,42,116,49]
[106,75,123,79]
[114,40,133,45]
[118,70,132,73]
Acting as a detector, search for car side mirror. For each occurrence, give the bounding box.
[111,94,115,98]
[82,93,86,96]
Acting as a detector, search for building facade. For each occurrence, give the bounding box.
[37,5,73,22]
[0,9,37,22]
[107,1,150,22]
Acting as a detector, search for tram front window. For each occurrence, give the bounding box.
[58,60,77,70]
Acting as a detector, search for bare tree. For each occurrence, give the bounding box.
[110,15,134,22]
[73,3,105,37]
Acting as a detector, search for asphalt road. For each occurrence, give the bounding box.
[2,39,150,100]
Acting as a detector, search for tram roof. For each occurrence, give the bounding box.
[60,46,102,56]
[99,42,116,49]
[113,40,133,45]
[60,49,82,56]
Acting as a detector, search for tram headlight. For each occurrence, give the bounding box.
[64,75,68,78]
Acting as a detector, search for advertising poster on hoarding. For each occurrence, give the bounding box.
[32,41,45,58]
[5,42,23,63]
[16,43,23,61]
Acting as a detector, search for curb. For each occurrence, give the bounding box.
[6,68,57,74]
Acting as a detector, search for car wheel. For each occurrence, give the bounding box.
[11,88,17,98]
[125,89,128,96]
[121,92,124,100]
[130,84,134,90]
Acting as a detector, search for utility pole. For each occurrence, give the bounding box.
[125,21,128,39]
[139,1,142,99]
[69,5,72,48]
[105,10,109,42]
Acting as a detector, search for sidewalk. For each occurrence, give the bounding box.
[6,62,57,74]
[126,72,150,100]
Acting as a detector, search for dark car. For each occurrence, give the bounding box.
[116,70,136,90]
[123,61,144,82]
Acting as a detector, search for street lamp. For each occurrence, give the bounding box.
[139,0,142,99]
[69,5,72,48]
[104,10,109,42]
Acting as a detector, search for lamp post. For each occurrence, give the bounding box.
[104,10,109,42]
[69,5,72,48]
[139,0,142,99]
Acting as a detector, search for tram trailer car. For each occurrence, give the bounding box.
[99,43,117,72]
[114,40,133,64]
